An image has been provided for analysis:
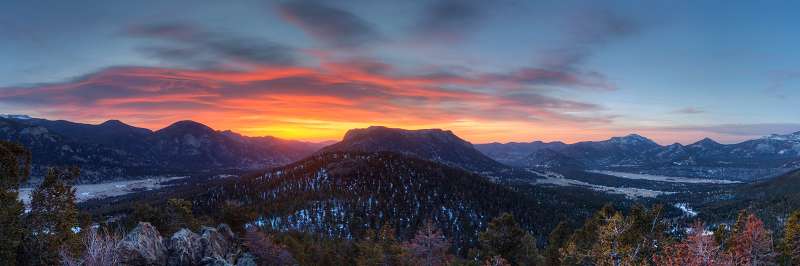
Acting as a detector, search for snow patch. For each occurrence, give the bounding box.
[528,170,673,199]
[590,170,741,184]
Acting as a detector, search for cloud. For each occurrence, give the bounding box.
[127,23,297,69]
[481,67,615,90]
[413,0,486,42]
[674,107,704,114]
[540,8,640,70]
[658,123,800,137]
[277,0,381,48]
[0,58,612,137]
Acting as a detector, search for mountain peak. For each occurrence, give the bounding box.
[342,126,455,142]
[157,120,215,135]
[99,119,129,127]
[762,131,800,142]
[692,137,721,147]
[608,133,658,146]
[325,126,503,171]
[0,114,33,120]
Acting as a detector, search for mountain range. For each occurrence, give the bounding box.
[4,115,800,183]
[0,116,325,183]
[476,133,800,180]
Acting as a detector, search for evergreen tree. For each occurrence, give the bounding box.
[785,211,800,265]
[479,213,541,266]
[713,223,730,250]
[561,204,616,265]
[0,141,30,264]
[543,221,571,266]
[619,204,666,265]
[402,220,453,266]
[591,212,630,266]
[164,198,199,233]
[22,167,81,266]
[356,224,403,266]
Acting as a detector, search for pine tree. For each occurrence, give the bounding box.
[591,212,630,266]
[0,141,30,264]
[402,220,452,266]
[543,221,571,266]
[22,167,81,266]
[714,223,730,250]
[620,204,665,264]
[785,211,800,265]
[561,204,616,265]
[355,224,403,266]
[356,229,386,266]
[378,223,403,265]
[164,198,199,233]
[479,213,541,266]
[729,214,776,265]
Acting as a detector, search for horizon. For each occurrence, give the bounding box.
[5,113,797,146]
[2,1,800,144]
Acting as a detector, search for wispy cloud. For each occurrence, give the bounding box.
[658,123,800,137]
[126,22,297,69]
[277,0,381,48]
[673,107,704,114]
[540,7,640,70]
[412,0,487,42]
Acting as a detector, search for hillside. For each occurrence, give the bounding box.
[698,169,800,228]
[177,151,617,251]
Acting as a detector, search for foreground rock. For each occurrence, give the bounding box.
[199,224,240,263]
[166,228,203,266]
[118,222,168,265]
[118,223,247,266]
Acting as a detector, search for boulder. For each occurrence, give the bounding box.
[118,222,167,265]
[200,224,239,263]
[167,228,203,266]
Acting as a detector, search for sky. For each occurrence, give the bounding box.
[1,0,799,144]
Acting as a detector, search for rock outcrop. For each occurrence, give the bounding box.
[118,223,246,266]
[118,222,168,265]
[199,224,240,263]
[166,228,203,266]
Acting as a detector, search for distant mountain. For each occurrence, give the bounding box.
[475,141,567,166]
[319,126,505,172]
[514,148,585,169]
[477,132,800,180]
[187,151,612,250]
[556,134,662,168]
[0,116,325,183]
